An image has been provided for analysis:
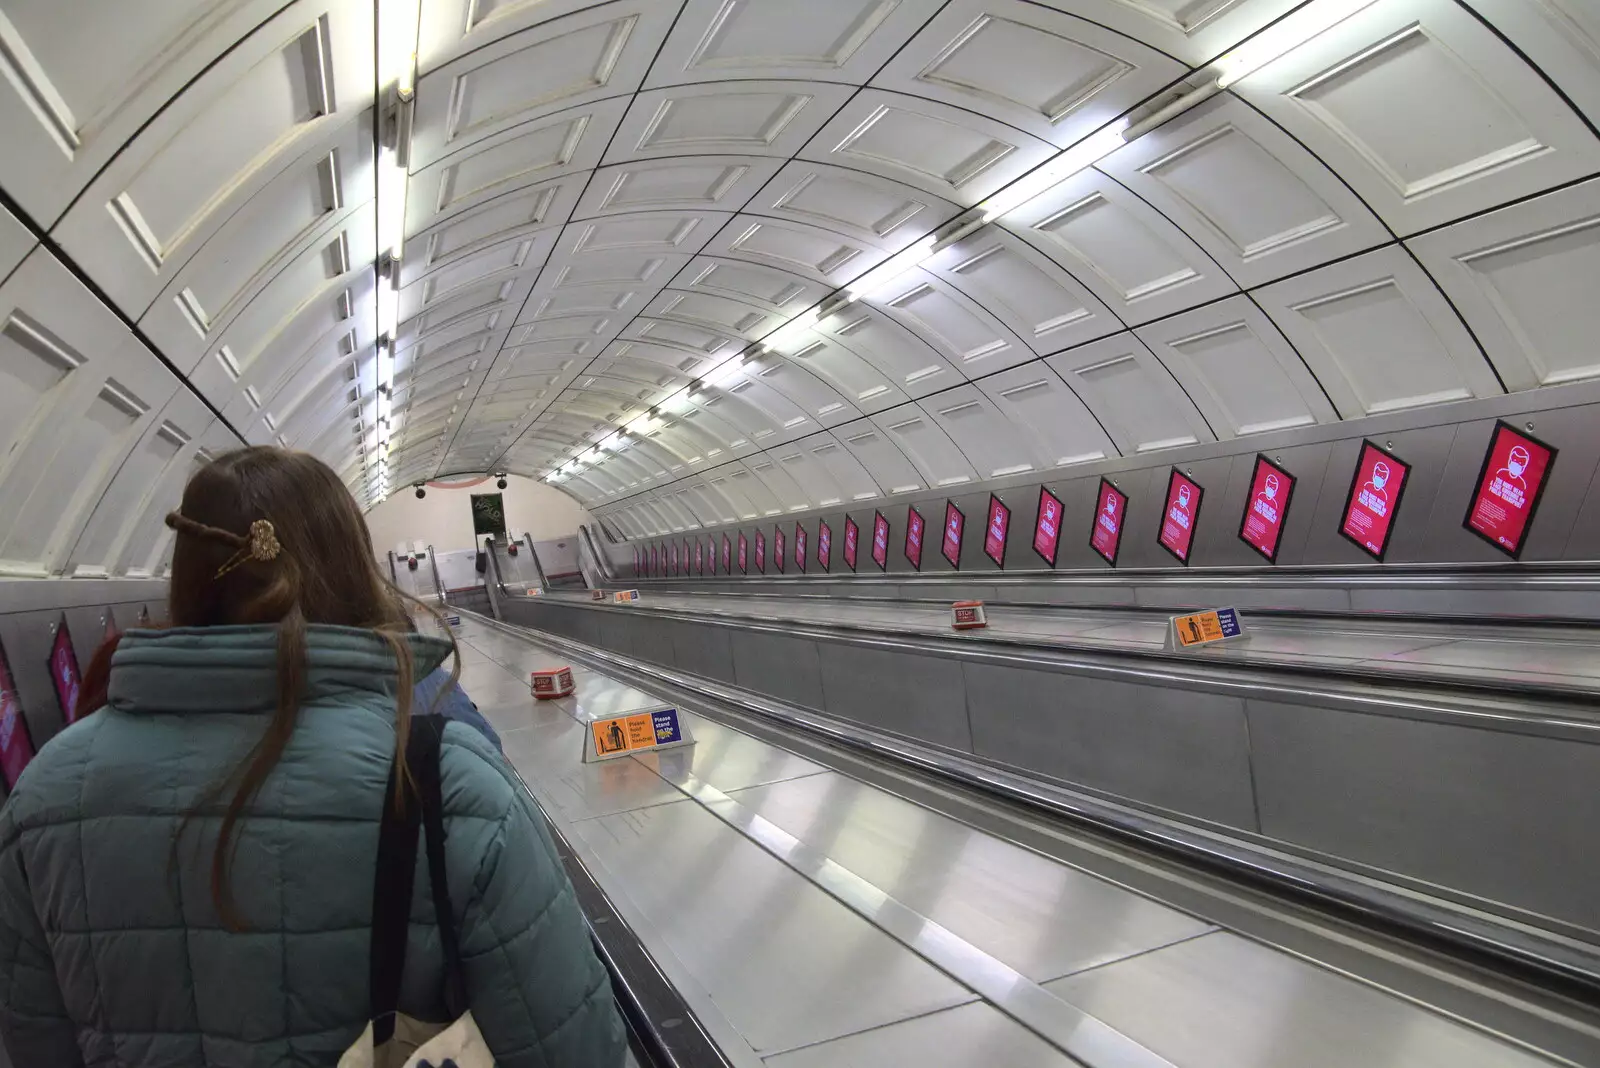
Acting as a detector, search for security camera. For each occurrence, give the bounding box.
[414,486,426,499]
[497,477,507,490]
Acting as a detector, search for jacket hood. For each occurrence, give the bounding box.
[108,625,455,716]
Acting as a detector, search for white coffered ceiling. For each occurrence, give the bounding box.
[2,0,1599,571]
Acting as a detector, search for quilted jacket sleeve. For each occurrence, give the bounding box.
[0,821,84,1068]
[455,761,626,1067]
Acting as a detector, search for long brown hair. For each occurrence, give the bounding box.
[164,446,457,928]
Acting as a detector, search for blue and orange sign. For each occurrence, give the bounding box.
[1170,607,1243,648]
[590,707,686,760]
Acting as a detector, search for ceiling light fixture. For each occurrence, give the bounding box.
[979,120,1131,222]
[377,269,399,339]
[1215,0,1379,87]
[376,0,419,346]
[845,235,937,302]
[704,358,747,388]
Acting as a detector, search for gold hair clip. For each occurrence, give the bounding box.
[215,519,282,579]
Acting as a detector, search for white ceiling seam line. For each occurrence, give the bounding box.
[423,0,701,483]
[531,0,1384,488]
[540,0,1517,510]
[538,90,1213,487]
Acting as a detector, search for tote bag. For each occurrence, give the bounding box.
[339,717,495,1068]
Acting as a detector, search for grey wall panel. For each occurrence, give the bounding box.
[963,661,1258,831]
[730,628,826,711]
[1563,456,1600,559]
[1037,475,1106,573]
[634,613,679,667]
[988,485,1031,574]
[0,595,163,749]
[598,611,635,657]
[671,619,736,684]
[1247,699,1600,934]
[842,508,877,575]
[1408,409,1600,564]
[615,389,1600,574]
[1201,442,1335,567]
[790,517,815,577]
[1299,427,1455,566]
[613,611,657,660]
[1152,455,1235,569]
[814,510,849,576]
[573,607,603,647]
[1081,465,1161,571]
[816,642,973,752]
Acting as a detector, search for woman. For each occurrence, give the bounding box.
[0,447,625,1067]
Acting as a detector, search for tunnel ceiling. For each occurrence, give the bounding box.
[3,0,1600,574]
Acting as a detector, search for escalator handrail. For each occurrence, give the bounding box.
[427,544,448,606]
[522,533,550,591]
[483,539,508,621]
[579,524,616,584]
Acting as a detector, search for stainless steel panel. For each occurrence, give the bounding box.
[500,719,687,821]
[1031,579,1140,607]
[1247,699,1600,932]
[729,772,1214,982]
[570,675,668,721]
[964,662,1258,829]
[1072,621,1168,647]
[1368,636,1600,687]
[730,628,826,711]
[571,799,975,1054]
[1199,628,1447,665]
[632,612,678,666]
[816,641,974,751]
[597,610,635,657]
[451,668,534,709]
[671,618,737,683]
[1133,582,1352,613]
[1044,932,1559,1068]
[635,715,826,795]
[765,1001,1084,1068]
[1347,584,1600,619]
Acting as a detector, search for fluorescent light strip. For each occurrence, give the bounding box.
[377,148,407,261]
[1216,0,1380,87]
[846,235,937,301]
[979,119,1130,222]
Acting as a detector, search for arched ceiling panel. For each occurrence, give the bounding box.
[926,226,1122,354]
[1233,0,1600,235]
[1045,333,1214,454]
[1409,176,1600,392]
[872,0,1189,148]
[1002,165,1237,323]
[1097,94,1390,287]
[5,0,1600,562]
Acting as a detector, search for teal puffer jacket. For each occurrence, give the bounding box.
[0,625,626,1067]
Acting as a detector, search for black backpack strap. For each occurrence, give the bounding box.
[412,715,468,1017]
[369,732,424,1043]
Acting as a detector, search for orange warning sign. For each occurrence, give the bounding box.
[591,712,657,756]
